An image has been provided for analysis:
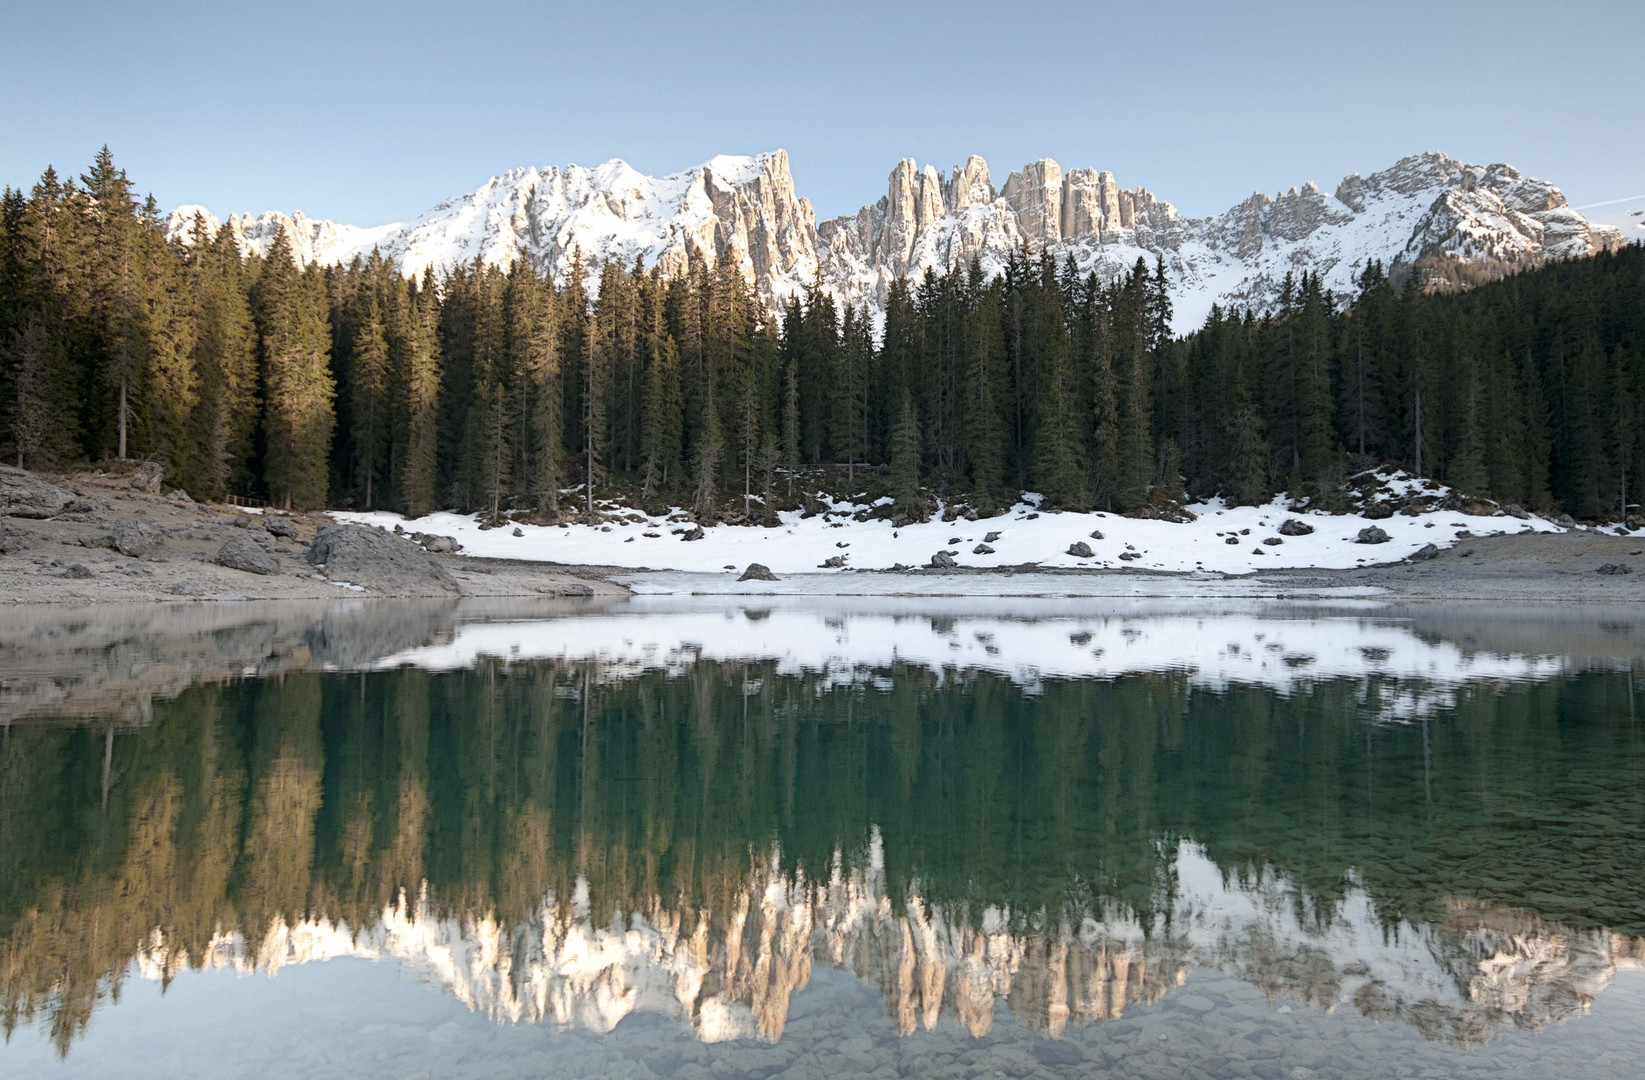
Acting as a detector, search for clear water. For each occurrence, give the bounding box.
[2,598,1643,1078]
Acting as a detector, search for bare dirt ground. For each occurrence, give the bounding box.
[0,466,627,604]
[1259,530,1645,603]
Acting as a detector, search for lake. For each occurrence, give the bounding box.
[2,596,1643,1078]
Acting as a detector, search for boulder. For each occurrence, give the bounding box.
[681,525,704,542]
[984,531,1002,543]
[0,466,74,518]
[512,527,524,537]
[111,516,165,558]
[263,516,299,539]
[1596,563,1634,576]
[129,461,163,493]
[1410,543,1439,561]
[1066,541,1094,558]
[308,524,459,594]
[214,534,280,575]
[1262,536,1283,546]
[1224,536,1240,545]
[1355,526,1392,545]
[0,522,30,554]
[1088,530,1105,541]
[231,514,252,528]
[166,488,192,503]
[1362,502,1395,520]
[421,534,460,554]
[1556,514,1577,529]
[928,551,958,569]
[818,554,847,568]
[245,527,275,549]
[65,563,95,579]
[973,543,995,555]
[1278,518,1314,536]
[738,562,778,582]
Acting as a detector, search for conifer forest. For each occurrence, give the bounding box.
[4,149,1643,520]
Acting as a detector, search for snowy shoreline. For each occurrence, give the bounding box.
[336,481,1568,581]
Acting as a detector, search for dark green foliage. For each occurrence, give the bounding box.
[1,148,1642,521]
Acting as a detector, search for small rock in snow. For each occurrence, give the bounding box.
[1355,526,1392,545]
[1066,541,1094,558]
[1278,518,1314,536]
[738,563,778,582]
[984,531,1002,543]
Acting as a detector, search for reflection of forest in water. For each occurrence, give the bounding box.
[2,659,1642,1055]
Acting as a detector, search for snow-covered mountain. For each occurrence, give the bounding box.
[167,149,1626,333]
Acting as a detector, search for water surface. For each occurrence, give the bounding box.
[2,598,1643,1078]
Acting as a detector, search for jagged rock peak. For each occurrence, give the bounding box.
[169,148,1625,335]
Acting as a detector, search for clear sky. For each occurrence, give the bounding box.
[2,0,1640,226]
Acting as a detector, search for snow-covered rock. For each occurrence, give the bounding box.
[168,150,1626,334]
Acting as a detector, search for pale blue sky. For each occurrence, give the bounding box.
[2,0,1640,224]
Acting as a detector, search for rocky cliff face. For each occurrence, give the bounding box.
[168,150,1625,334]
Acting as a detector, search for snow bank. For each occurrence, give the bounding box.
[335,486,1562,579]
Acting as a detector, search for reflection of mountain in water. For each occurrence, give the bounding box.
[141,835,1643,1048]
[3,623,1642,1055]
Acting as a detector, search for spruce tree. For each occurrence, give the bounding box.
[889,389,921,516]
[350,298,390,507]
[255,228,336,510]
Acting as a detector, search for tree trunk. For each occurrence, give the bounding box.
[117,377,128,460]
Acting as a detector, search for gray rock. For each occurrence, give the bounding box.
[214,534,281,575]
[1410,543,1439,561]
[65,563,94,579]
[1088,529,1105,540]
[231,514,252,528]
[984,531,1002,543]
[1224,536,1240,545]
[0,466,74,518]
[1363,502,1395,520]
[263,515,299,539]
[1556,514,1577,529]
[1355,526,1392,545]
[0,522,30,554]
[818,554,847,568]
[973,543,995,554]
[166,581,207,596]
[129,461,163,493]
[738,562,778,581]
[512,526,523,537]
[165,488,192,503]
[1066,541,1094,558]
[111,516,166,558]
[1262,536,1284,546]
[681,525,704,542]
[245,527,274,549]
[928,551,958,568]
[421,534,460,554]
[1596,563,1633,576]
[1278,518,1314,536]
[308,524,459,594]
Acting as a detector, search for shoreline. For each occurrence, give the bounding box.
[2,467,1643,606]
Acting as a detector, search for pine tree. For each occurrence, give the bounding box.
[397,282,441,517]
[889,390,921,516]
[350,298,390,507]
[255,228,335,510]
[183,222,257,498]
[4,315,79,465]
[80,147,146,460]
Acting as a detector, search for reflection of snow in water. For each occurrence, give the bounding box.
[368,601,1569,717]
[134,837,1643,1048]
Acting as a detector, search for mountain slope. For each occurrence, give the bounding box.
[167,150,1625,333]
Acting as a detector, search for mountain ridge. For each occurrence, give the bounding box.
[166,149,1626,334]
